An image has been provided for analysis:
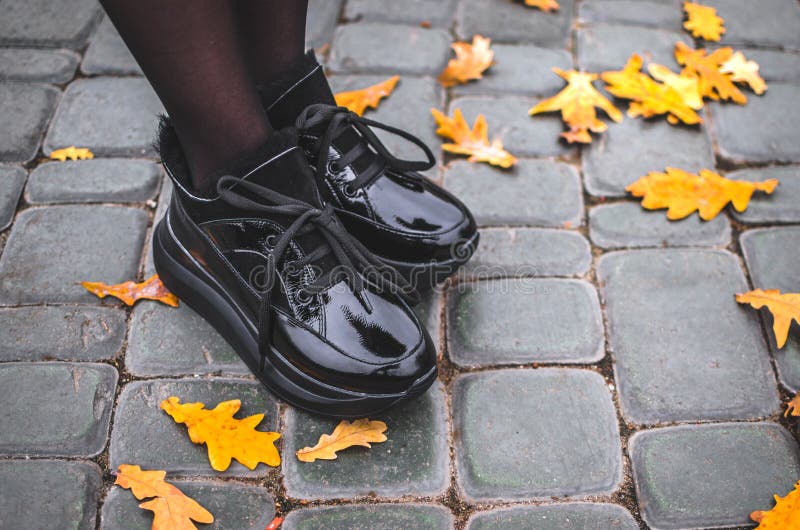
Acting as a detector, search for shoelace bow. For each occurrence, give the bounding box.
[295,104,436,191]
[216,174,419,358]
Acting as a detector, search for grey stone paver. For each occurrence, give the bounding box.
[464,228,591,278]
[466,504,638,530]
[599,249,780,425]
[0,164,26,230]
[109,378,279,477]
[0,82,59,163]
[81,17,142,76]
[126,302,247,376]
[0,205,148,305]
[710,84,800,164]
[583,116,715,197]
[730,166,800,224]
[0,48,80,83]
[631,423,800,529]
[144,177,171,277]
[344,0,457,27]
[0,0,102,49]
[735,48,800,83]
[444,160,583,227]
[0,460,102,530]
[414,291,442,350]
[0,362,117,457]
[329,23,451,75]
[283,383,449,500]
[578,0,683,30]
[741,227,800,391]
[448,279,604,366]
[283,504,454,530]
[0,306,126,361]
[589,202,731,249]
[101,481,275,530]
[306,0,344,50]
[576,24,691,73]
[454,368,621,501]
[44,77,163,157]
[705,0,800,51]
[457,0,575,48]
[26,158,161,204]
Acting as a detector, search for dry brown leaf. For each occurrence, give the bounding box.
[49,146,94,161]
[431,107,517,168]
[602,54,702,125]
[626,167,778,220]
[265,516,285,530]
[115,464,214,530]
[296,419,387,462]
[530,68,622,143]
[334,76,400,116]
[751,480,800,528]
[736,289,800,349]
[683,2,725,41]
[720,51,767,95]
[785,394,800,417]
[81,274,179,307]
[161,396,281,471]
[523,0,559,11]
[647,63,704,110]
[674,42,747,104]
[438,35,495,88]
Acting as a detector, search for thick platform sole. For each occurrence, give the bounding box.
[152,214,437,418]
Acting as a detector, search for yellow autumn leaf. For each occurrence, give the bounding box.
[674,42,747,104]
[49,146,94,161]
[751,480,800,529]
[431,108,517,168]
[530,68,622,144]
[626,167,778,221]
[647,63,704,110]
[160,397,280,471]
[81,274,179,308]
[736,289,800,349]
[523,0,559,12]
[785,394,800,417]
[601,54,702,125]
[720,51,767,95]
[334,76,400,116]
[438,35,495,88]
[683,2,725,41]
[296,418,388,463]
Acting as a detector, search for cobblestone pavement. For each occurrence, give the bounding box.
[1,0,799,529]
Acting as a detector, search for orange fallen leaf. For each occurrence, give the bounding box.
[296,418,387,463]
[785,394,800,417]
[627,167,778,220]
[683,2,725,41]
[720,51,767,95]
[736,289,800,349]
[49,146,94,161]
[161,396,281,471]
[438,35,495,88]
[602,54,702,125]
[674,42,747,104]
[265,516,284,530]
[530,68,622,143]
[431,108,517,168]
[334,76,400,116]
[115,464,214,530]
[81,274,179,307]
[647,63,704,110]
[522,0,559,12]
[751,480,800,528]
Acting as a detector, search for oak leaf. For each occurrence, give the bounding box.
[49,146,94,161]
[115,464,214,530]
[785,394,800,417]
[296,419,387,462]
[438,35,495,88]
[674,42,746,104]
[530,68,622,143]
[81,274,179,307]
[334,76,400,116]
[160,396,281,471]
[736,289,800,349]
[720,51,767,95]
[751,480,800,529]
[522,0,559,11]
[683,2,725,41]
[431,108,517,168]
[647,63,703,110]
[626,167,778,220]
[602,55,702,125]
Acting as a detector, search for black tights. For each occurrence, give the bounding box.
[99,0,309,194]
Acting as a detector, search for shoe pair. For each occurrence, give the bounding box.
[153,52,478,417]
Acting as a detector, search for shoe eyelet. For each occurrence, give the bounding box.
[265,234,277,247]
[296,290,313,305]
[343,184,357,197]
[327,160,341,175]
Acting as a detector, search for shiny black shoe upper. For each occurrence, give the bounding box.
[152,122,437,417]
[259,51,479,292]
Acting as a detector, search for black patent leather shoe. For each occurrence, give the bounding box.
[152,121,437,417]
[260,52,479,292]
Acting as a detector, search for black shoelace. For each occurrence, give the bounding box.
[295,104,436,192]
[216,174,418,358]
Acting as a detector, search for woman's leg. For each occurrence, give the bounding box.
[99,0,272,194]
